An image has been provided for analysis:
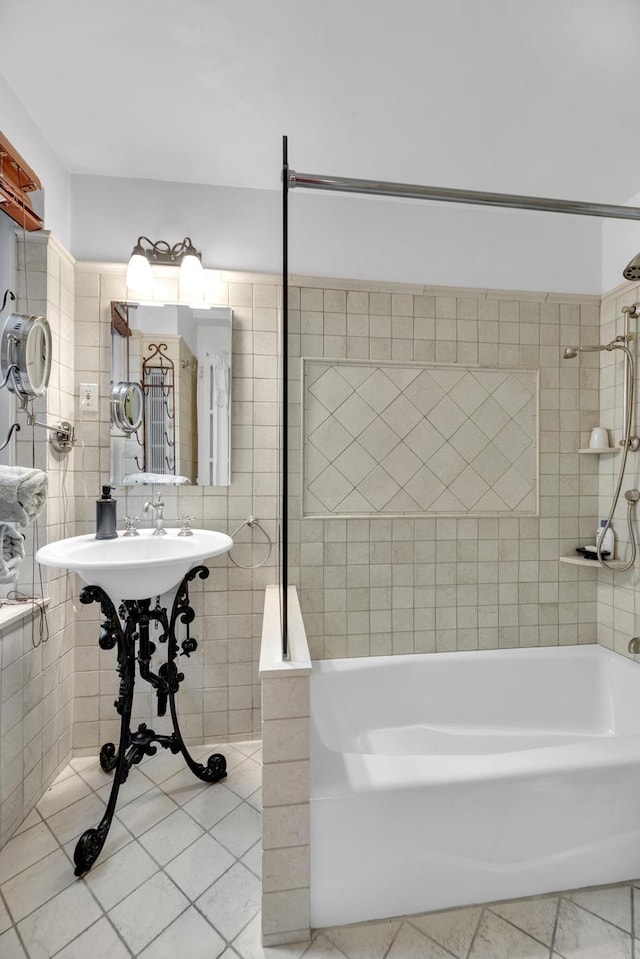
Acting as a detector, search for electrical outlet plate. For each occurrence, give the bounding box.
[80,382,98,412]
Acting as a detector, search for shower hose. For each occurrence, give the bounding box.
[597,342,638,571]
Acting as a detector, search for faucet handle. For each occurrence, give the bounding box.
[178,515,195,537]
[123,515,139,537]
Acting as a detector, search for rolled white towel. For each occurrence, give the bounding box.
[0,465,48,525]
[0,523,25,583]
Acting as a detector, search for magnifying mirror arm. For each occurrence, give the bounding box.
[21,403,76,451]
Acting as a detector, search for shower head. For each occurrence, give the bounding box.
[562,336,631,361]
[562,344,608,359]
[623,252,640,281]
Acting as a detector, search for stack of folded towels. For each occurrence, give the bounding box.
[0,465,48,584]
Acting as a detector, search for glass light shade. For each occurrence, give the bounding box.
[179,253,204,302]
[126,253,153,298]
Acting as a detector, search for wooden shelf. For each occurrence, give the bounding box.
[578,448,620,454]
[560,555,628,570]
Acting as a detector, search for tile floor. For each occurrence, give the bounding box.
[1,740,639,958]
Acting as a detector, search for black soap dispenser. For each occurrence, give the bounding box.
[96,485,117,540]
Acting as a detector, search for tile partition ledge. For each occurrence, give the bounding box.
[260,584,312,946]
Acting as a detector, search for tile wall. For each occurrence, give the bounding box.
[67,267,614,757]
[72,264,280,751]
[0,232,76,844]
[288,279,602,659]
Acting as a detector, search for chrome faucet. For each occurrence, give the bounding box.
[122,515,139,537]
[143,493,167,536]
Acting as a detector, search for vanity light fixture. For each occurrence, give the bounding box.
[126,236,204,301]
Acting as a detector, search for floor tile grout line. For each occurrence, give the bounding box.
[381,918,406,959]
[0,812,77,918]
[176,793,258,854]
[136,814,206,872]
[239,838,262,881]
[122,897,193,957]
[48,913,135,959]
[403,916,462,959]
[161,838,242,907]
[486,903,558,951]
[6,893,32,959]
[549,896,562,956]
[11,864,111,958]
[190,895,239,952]
[464,905,485,958]
[310,928,351,959]
[81,767,156,806]
[557,893,636,940]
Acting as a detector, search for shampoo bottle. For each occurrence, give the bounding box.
[96,485,117,540]
[596,519,614,557]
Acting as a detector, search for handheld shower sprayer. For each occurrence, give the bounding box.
[562,337,631,361]
[562,306,640,571]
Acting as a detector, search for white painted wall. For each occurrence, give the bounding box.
[0,74,71,249]
[70,175,277,277]
[70,173,605,295]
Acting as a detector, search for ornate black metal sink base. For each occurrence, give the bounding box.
[73,565,226,877]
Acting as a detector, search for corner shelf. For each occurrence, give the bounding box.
[577,448,620,454]
[560,555,628,570]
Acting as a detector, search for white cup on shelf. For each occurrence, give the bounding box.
[589,427,609,449]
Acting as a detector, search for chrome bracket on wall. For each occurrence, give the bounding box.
[22,401,76,453]
[48,420,75,453]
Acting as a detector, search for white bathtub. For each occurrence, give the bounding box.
[310,644,640,927]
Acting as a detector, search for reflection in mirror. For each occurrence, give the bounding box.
[110,301,232,487]
[111,381,144,433]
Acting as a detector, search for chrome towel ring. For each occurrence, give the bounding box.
[228,515,273,569]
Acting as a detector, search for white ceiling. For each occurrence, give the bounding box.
[1,0,640,204]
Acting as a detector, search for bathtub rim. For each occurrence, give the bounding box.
[311,643,640,796]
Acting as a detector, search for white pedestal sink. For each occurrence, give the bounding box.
[37,526,234,877]
[36,528,233,599]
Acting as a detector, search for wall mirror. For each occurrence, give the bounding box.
[110,301,232,487]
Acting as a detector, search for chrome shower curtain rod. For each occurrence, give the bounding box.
[287,170,640,220]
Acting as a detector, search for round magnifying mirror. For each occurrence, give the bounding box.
[111,381,144,433]
[1,313,52,398]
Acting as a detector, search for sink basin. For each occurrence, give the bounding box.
[36,528,233,600]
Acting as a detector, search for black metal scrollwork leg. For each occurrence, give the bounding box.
[74,585,136,876]
[72,566,226,876]
[157,566,227,783]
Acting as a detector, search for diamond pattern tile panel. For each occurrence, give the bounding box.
[303,360,538,517]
